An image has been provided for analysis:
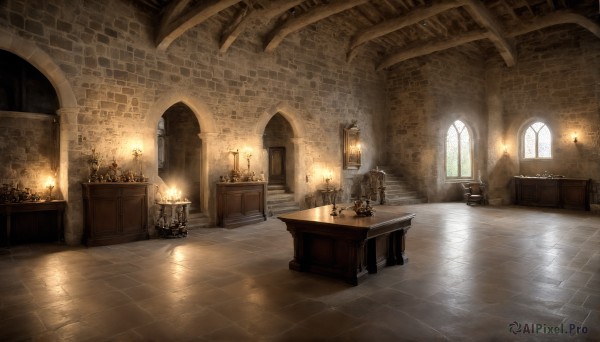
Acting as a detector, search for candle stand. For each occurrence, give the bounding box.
[156,200,191,238]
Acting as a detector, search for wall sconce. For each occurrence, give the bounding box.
[502,144,508,155]
[323,169,333,190]
[572,133,578,143]
[44,176,55,202]
[243,147,253,173]
[132,145,143,180]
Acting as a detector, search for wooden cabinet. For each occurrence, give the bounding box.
[0,200,66,246]
[514,177,590,211]
[82,183,149,246]
[217,182,267,228]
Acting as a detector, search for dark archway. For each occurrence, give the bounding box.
[158,102,202,211]
[0,49,59,195]
[263,113,295,191]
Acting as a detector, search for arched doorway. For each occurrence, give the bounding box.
[0,49,61,244]
[262,113,301,214]
[157,103,202,212]
[0,50,60,188]
[263,113,294,190]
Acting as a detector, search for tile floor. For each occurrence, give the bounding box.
[0,203,598,341]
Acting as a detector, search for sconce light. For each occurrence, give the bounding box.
[502,144,508,155]
[132,145,143,179]
[44,176,55,202]
[243,147,253,173]
[572,133,578,143]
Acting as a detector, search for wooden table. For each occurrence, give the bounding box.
[278,205,415,285]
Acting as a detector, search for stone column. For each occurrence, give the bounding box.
[290,137,305,205]
[198,132,218,224]
[485,63,514,204]
[56,107,81,245]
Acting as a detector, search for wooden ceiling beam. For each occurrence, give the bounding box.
[377,30,489,70]
[156,0,242,51]
[219,0,304,53]
[347,0,465,62]
[158,0,192,33]
[263,0,369,53]
[462,0,516,66]
[508,11,600,39]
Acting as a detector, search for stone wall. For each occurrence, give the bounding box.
[0,0,386,244]
[385,48,486,202]
[0,112,57,195]
[502,27,600,180]
[386,25,599,204]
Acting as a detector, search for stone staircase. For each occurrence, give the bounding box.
[186,207,211,228]
[380,169,427,206]
[267,185,301,217]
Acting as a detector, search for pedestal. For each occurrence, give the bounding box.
[156,201,191,238]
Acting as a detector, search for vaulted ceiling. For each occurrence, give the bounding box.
[132,0,600,70]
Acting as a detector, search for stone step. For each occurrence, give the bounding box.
[385,189,418,196]
[267,189,287,195]
[386,197,427,205]
[369,169,426,205]
[270,204,301,216]
[268,193,295,200]
[186,213,211,228]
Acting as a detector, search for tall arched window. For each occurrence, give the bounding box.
[446,120,472,179]
[523,122,551,158]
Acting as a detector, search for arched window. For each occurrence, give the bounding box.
[446,120,472,179]
[523,122,551,158]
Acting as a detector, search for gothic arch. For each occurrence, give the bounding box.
[254,102,306,139]
[149,91,218,134]
[148,90,219,216]
[255,101,307,204]
[0,29,79,242]
[0,28,77,108]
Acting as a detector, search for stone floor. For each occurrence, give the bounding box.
[0,203,598,341]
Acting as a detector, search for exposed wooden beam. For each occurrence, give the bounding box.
[347,0,464,62]
[462,0,516,66]
[377,30,489,70]
[156,0,242,51]
[509,11,600,39]
[264,0,369,53]
[219,0,303,53]
[159,0,192,33]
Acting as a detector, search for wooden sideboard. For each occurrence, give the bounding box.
[0,200,66,246]
[82,183,149,246]
[513,176,591,211]
[217,182,267,228]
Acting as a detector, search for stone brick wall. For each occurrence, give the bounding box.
[0,0,386,243]
[386,48,486,202]
[0,112,57,195]
[502,27,600,180]
[386,25,599,204]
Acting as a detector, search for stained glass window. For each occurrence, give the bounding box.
[523,122,551,159]
[446,120,472,179]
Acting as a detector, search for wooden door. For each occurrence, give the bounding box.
[268,147,286,185]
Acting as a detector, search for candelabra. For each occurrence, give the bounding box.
[44,177,55,202]
[132,147,143,180]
